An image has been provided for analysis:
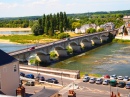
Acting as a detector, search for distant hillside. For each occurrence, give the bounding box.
[67,10,130,17]
[0,16,41,21]
[0,10,130,20]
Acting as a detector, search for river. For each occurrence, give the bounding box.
[0,42,130,76]
[0,31,32,35]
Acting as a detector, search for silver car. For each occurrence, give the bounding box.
[123,76,129,81]
[83,76,90,82]
[89,78,96,83]
[102,79,110,85]
[95,78,103,84]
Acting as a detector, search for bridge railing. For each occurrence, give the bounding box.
[9,29,116,55]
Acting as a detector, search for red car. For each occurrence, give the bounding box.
[29,47,35,50]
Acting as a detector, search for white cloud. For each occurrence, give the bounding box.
[0,0,130,17]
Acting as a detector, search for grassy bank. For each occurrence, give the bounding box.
[0,34,58,44]
[80,72,102,78]
[0,32,81,44]
[113,39,130,43]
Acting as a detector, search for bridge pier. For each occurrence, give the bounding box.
[55,49,68,57]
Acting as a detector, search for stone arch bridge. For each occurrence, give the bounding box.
[9,30,117,63]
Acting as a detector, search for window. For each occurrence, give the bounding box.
[14,65,17,72]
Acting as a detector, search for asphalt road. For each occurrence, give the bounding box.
[61,79,130,97]
[20,70,130,97]
[20,69,74,86]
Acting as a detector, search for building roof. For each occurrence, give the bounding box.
[123,16,130,19]
[0,49,17,66]
[31,88,58,97]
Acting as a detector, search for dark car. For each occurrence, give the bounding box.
[46,78,58,84]
[117,81,126,88]
[29,46,35,50]
[25,81,35,86]
[20,72,25,77]
[126,82,130,89]
[36,76,45,81]
[25,74,34,79]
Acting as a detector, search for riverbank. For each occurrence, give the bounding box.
[0,28,31,32]
[115,35,130,40]
[0,39,20,44]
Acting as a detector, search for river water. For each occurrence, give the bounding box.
[0,31,32,35]
[0,42,130,76]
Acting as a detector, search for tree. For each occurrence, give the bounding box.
[72,22,81,30]
[97,28,104,32]
[31,22,41,36]
[59,22,63,33]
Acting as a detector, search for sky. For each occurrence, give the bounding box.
[0,0,130,18]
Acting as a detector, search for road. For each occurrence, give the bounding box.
[20,69,74,86]
[20,69,129,97]
[60,79,129,97]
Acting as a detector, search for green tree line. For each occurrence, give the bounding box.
[31,12,70,36]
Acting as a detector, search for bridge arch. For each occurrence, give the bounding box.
[53,46,68,57]
[80,39,92,49]
[68,41,81,52]
[100,34,109,43]
[91,36,101,46]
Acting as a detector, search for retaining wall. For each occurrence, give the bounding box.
[20,64,80,79]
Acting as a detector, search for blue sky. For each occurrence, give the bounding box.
[0,0,130,17]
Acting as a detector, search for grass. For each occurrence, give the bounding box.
[0,34,59,44]
[0,32,83,44]
[113,39,130,43]
[80,72,102,78]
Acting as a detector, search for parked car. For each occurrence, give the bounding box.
[95,78,103,84]
[104,74,110,79]
[117,81,126,88]
[102,79,110,85]
[110,74,117,79]
[89,78,96,83]
[35,76,45,81]
[126,82,130,89]
[25,74,34,79]
[29,46,35,50]
[123,76,129,81]
[110,79,117,87]
[46,78,58,84]
[83,76,90,82]
[25,81,35,86]
[20,72,25,77]
[117,76,123,80]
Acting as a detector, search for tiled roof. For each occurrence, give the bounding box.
[31,88,58,97]
[0,49,17,66]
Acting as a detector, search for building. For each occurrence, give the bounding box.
[125,22,130,35]
[123,16,130,22]
[31,88,59,97]
[75,24,97,33]
[0,49,20,96]
[100,22,115,31]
